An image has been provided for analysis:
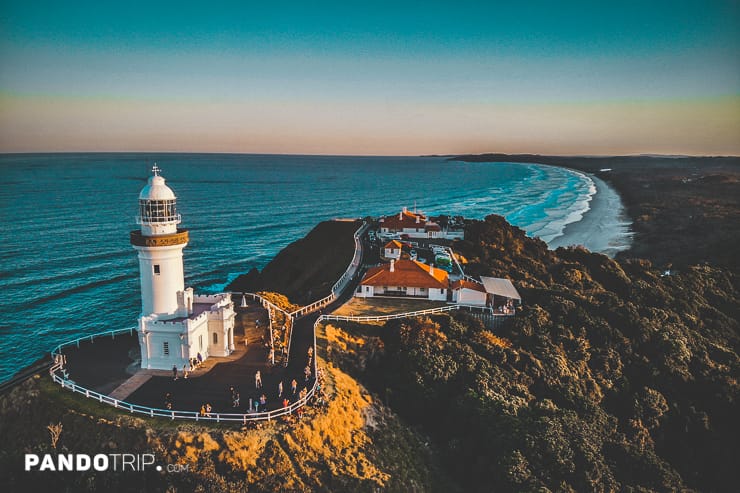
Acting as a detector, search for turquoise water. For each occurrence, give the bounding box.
[0,153,596,382]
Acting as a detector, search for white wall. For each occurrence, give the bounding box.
[428,288,447,301]
[134,244,187,317]
[355,285,374,298]
[384,247,401,259]
[454,288,487,305]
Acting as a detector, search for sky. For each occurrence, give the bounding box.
[0,1,738,155]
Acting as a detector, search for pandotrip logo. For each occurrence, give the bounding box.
[24,453,189,473]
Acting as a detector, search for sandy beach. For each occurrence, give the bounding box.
[549,174,633,257]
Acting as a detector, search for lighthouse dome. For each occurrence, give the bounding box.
[136,165,181,234]
[139,174,176,201]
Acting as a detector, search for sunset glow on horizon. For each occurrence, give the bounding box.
[1,1,738,156]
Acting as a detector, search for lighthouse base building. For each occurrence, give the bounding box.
[136,290,235,370]
[131,165,235,371]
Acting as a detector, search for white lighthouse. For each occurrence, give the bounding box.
[131,165,236,370]
[132,164,188,317]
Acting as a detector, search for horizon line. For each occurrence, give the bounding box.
[1,150,738,159]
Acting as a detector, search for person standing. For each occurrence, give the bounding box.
[255,370,262,389]
[278,381,283,398]
[172,365,178,380]
[291,379,298,396]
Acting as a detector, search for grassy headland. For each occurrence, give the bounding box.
[228,220,361,305]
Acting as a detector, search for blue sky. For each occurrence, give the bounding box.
[1,1,738,154]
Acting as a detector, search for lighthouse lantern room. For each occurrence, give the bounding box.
[131,165,236,370]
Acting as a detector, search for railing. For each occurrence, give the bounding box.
[322,303,494,323]
[46,301,501,423]
[240,292,294,367]
[48,326,320,423]
[51,327,136,359]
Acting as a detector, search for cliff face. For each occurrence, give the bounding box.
[328,215,739,492]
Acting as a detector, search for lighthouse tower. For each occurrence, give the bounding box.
[131,165,189,318]
[131,165,235,370]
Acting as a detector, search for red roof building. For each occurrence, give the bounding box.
[356,259,449,300]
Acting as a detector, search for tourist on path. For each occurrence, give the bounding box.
[172,365,178,380]
[259,394,267,412]
[278,381,283,398]
[255,370,262,389]
[291,379,298,396]
[304,365,312,382]
[183,364,189,379]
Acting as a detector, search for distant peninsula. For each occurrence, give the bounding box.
[450,153,740,272]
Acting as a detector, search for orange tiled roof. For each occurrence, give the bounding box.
[360,259,448,289]
[381,210,427,230]
[384,240,403,249]
[451,279,486,293]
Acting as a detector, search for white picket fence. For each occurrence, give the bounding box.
[48,325,320,423]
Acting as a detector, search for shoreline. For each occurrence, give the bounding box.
[548,173,633,257]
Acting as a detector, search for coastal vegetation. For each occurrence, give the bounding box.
[326,215,738,491]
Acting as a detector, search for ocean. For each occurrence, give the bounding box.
[0,153,614,382]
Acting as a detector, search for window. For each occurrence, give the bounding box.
[153,264,161,275]
[163,341,169,356]
[213,332,218,344]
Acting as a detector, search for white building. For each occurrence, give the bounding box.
[383,240,402,260]
[356,259,449,301]
[130,165,235,370]
[452,276,522,312]
[451,279,488,305]
[379,208,464,240]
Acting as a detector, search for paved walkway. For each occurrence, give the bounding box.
[109,372,152,400]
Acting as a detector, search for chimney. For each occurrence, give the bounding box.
[403,206,407,213]
[399,211,403,220]
[415,214,420,224]
[390,259,395,272]
[429,265,434,276]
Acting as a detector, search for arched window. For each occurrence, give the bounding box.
[213,332,218,344]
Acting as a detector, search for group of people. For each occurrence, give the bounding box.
[171,353,205,380]
[199,402,212,417]
[497,298,515,315]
